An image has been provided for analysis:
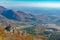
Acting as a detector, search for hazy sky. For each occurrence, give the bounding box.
[0,0,60,8]
[1,0,60,2]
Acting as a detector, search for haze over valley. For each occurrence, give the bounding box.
[0,5,60,40]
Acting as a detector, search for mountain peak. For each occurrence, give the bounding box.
[0,6,6,13]
[0,6,6,9]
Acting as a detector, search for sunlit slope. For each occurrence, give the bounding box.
[0,26,48,40]
[0,27,33,40]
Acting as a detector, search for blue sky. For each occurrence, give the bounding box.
[0,0,60,8]
[1,0,60,2]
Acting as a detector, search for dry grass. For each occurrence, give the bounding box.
[0,27,33,40]
[0,27,48,40]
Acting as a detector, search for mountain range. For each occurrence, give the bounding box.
[0,6,37,22]
[0,6,60,26]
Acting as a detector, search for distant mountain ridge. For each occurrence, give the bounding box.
[0,6,36,22]
[0,6,60,26]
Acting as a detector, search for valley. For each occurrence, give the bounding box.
[0,6,60,40]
